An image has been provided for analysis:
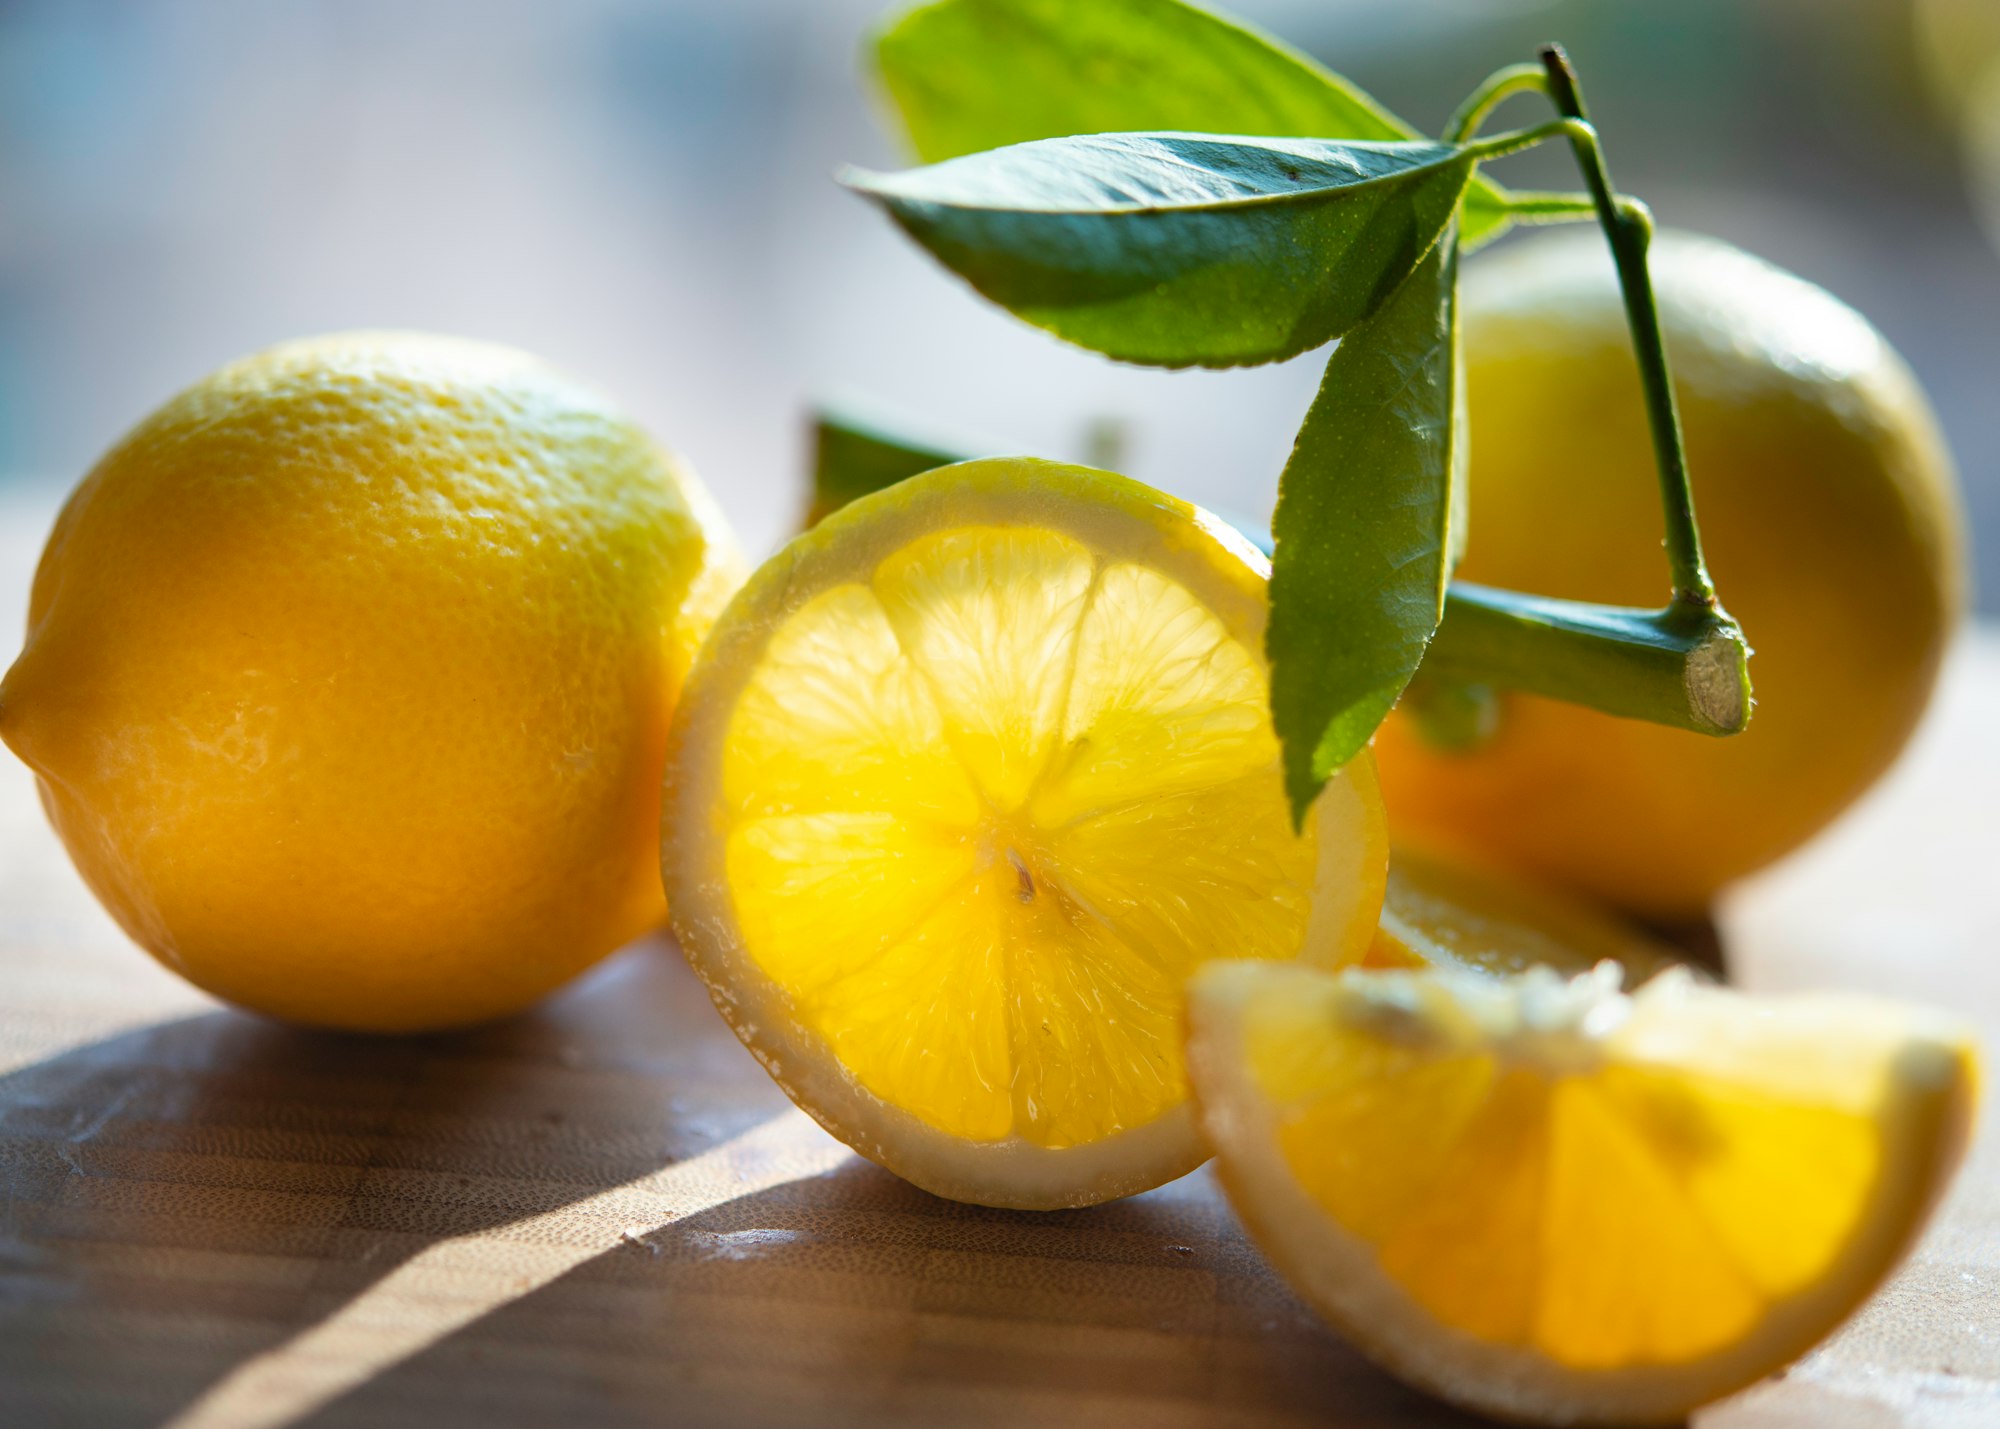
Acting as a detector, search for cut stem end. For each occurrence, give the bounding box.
[1420,583,1751,738]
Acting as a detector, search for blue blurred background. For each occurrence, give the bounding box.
[2,0,1996,604]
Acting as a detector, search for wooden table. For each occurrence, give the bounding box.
[2,488,1997,1429]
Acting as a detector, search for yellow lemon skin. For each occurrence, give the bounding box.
[1376,232,1967,917]
[0,332,743,1032]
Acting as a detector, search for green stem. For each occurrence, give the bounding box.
[1445,63,1548,143]
[1538,44,1715,609]
[1461,118,1585,165]
[1403,48,1754,741]
[1427,585,1748,736]
[1500,190,1601,222]
[1083,415,1127,472]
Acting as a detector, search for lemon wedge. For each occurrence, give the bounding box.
[663,458,1388,1208]
[1368,842,1686,986]
[1186,960,1977,1425]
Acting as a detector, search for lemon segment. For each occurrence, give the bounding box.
[872,526,1094,810]
[1187,961,1976,1424]
[1367,842,1684,985]
[721,582,981,824]
[725,536,1299,1147]
[667,458,1388,1208]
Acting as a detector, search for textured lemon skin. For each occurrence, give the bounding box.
[0,332,743,1031]
[1376,232,1967,917]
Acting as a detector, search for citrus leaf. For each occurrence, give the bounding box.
[873,0,1512,249]
[1268,230,1463,825]
[844,132,1472,368]
[809,403,970,524]
[807,404,1276,554]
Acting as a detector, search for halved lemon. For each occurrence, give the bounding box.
[1367,842,1685,986]
[1186,960,1977,1425]
[663,458,1388,1209]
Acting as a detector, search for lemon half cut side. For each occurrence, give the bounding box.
[663,459,1388,1209]
[1186,960,1978,1426]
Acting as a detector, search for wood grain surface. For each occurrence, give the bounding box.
[1,488,1996,1429]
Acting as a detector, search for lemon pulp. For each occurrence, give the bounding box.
[717,524,1313,1150]
[1197,961,1974,1403]
[1366,843,1684,985]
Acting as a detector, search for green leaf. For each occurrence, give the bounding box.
[809,403,974,524]
[808,403,1277,554]
[873,0,1512,249]
[1267,230,1463,825]
[844,132,1472,368]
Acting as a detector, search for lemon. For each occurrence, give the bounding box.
[1367,842,1685,986]
[662,458,1388,1209]
[0,332,743,1032]
[1186,960,1978,1425]
[1375,231,1967,916]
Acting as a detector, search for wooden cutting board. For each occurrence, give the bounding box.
[1,488,1996,1429]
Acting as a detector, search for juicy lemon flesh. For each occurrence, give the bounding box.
[1366,844,1684,985]
[721,525,1314,1150]
[1242,967,1971,1372]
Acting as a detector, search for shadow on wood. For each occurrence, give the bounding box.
[285,1154,1494,1429]
[0,940,793,1429]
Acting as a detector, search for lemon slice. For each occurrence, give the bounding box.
[1368,842,1685,986]
[1186,960,1977,1425]
[663,458,1387,1209]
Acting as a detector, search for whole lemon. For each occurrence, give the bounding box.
[1375,232,1967,917]
[0,333,743,1030]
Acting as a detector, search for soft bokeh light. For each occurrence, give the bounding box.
[0,0,1993,599]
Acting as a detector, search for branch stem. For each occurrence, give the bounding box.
[1426,584,1748,736]
[1498,190,1600,222]
[1410,51,1755,738]
[1445,63,1549,143]
[1538,44,1716,609]
[1461,117,1587,164]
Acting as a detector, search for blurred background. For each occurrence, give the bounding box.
[1,0,1996,602]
